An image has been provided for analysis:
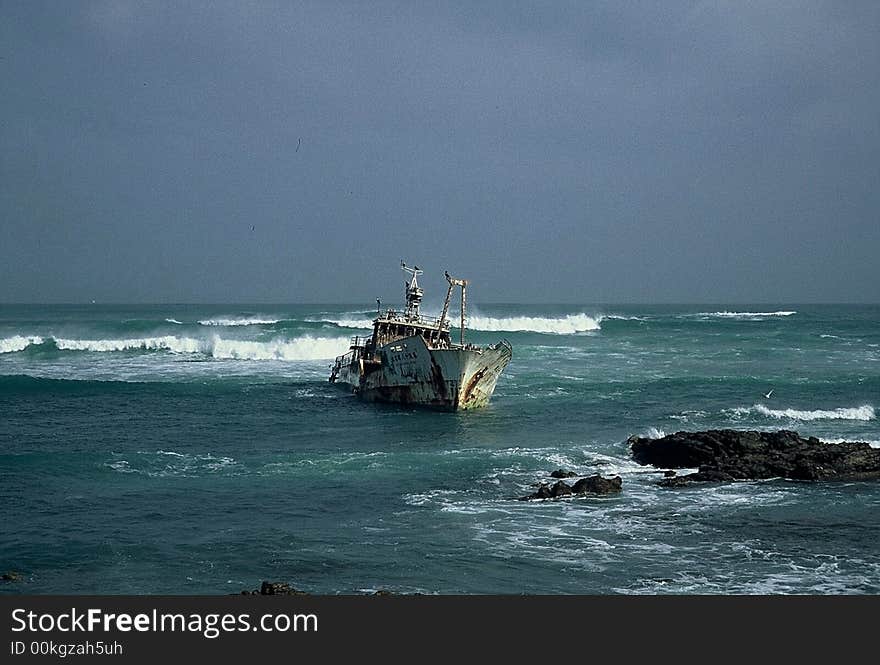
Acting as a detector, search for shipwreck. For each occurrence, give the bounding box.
[329,262,512,410]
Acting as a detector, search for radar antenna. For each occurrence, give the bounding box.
[400,260,424,319]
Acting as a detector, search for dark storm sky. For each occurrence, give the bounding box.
[1,1,878,304]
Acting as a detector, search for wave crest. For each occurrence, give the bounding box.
[198,317,281,326]
[320,312,604,334]
[6,335,346,361]
[55,336,203,354]
[467,313,602,334]
[692,311,797,320]
[324,317,374,329]
[732,404,875,422]
[209,335,345,360]
[0,335,44,354]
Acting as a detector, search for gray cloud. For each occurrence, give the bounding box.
[1,1,878,303]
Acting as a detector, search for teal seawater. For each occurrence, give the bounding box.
[1,304,878,594]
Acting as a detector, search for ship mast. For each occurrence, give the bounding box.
[400,261,424,321]
[438,270,468,345]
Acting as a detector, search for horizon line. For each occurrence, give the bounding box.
[2,301,879,307]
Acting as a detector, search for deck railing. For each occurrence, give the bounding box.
[378,309,449,330]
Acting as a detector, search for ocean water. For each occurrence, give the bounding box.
[1,304,878,595]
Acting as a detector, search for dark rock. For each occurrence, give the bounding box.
[659,469,736,487]
[550,469,577,479]
[1,571,22,582]
[629,429,880,486]
[663,470,677,478]
[571,474,622,496]
[518,484,550,500]
[519,474,622,500]
[550,480,572,497]
[657,475,689,488]
[254,581,308,596]
[518,473,623,501]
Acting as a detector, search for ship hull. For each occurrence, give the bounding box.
[333,335,511,411]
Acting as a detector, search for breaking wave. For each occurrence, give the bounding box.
[208,336,345,360]
[822,438,880,449]
[731,404,875,422]
[198,317,282,327]
[55,336,204,354]
[467,313,602,334]
[2,335,347,361]
[319,312,605,334]
[324,317,374,330]
[165,318,183,325]
[0,335,44,354]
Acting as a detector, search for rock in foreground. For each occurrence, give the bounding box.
[628,429,880,485]
[519,474,622,500]
[240,581,309,595]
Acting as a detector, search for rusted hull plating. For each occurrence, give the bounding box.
[333,335,511,411]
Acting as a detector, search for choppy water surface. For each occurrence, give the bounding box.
[1,304,878,594]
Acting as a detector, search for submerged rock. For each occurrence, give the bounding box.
[550,469,577,479]
[519,474,622,500]
[1,571,22,582]
[628,429,880,486]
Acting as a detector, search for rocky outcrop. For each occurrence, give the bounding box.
[550,469,577,479]
[240,581,309,595]
[628,429,880,486]
[571,474,623,494]
[1,571,22,582]
[519,474,622,500]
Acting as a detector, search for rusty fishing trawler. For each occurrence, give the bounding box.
[329,262,512,410]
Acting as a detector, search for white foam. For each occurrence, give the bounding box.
[0,335,44,353]
[604,314,647,321]
[54,335,204,354]
[645,426,667,439]
[737,404,875,422]
[209,335,346,360]
[821,438,880,448]
[320,311,604,334]
[107,451,240,477]
[670,410,709,422]
[326,317,374,329]
[165,318,183,325]
[692,311,796,319]
[51,335,348,361]
[198,317,281,326]
[467,313,602,334]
